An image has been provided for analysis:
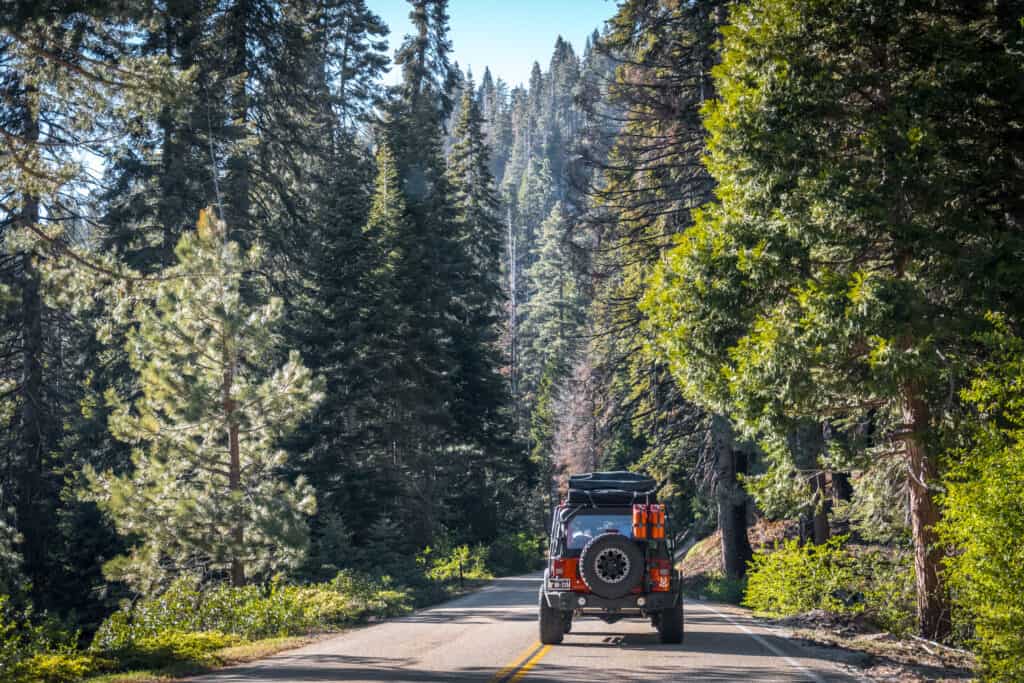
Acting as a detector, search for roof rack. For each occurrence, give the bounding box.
[565,471,657,507]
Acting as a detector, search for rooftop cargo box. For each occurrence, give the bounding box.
[566,471,657,505]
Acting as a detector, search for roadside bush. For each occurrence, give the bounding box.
[682,572,747,605]
[744,537,856,616]
[0,596,111,683]
[488,532,544,575]
[744,536,915,634]
[110,630,239,672]
[419,543,492,582]
[16,652,113,683]
[92,572,413,653]
[938,316,1024,680]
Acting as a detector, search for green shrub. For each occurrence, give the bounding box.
[744,537,857,616]
[0,595,92,683]
[743,535,915,634]
[92,571,414,656]
[687,572,747,605]
[111,630,239,671]
[18,652,113,682]
[938,316,1024,680]
[488,532,544,575]
[419,544,492,581]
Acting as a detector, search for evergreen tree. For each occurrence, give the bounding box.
[578,0,755,567]
[515,158,556,269]
[0,9,179,611]
[445,75,521,541]
[520,202,584,402]
[87,210,321,591]
[642,0,1024,637]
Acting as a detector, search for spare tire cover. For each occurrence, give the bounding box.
[579,533,644,599]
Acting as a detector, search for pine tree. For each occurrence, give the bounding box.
[445,75,520,541]
[87,210,321,591]
[520,202,584,403]
[515,158,555,270]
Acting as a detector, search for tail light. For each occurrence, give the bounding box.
[650,558,672,591]
[551,558,567,577]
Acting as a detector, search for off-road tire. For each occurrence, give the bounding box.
[539,594,565,644]
[579,533,644,599]
[657,602,684,644]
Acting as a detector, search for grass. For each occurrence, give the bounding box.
[83,576,492,683]
[680,571,748,605]
[85,636,317,683]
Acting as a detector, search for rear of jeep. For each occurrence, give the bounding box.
[538,472,684,645]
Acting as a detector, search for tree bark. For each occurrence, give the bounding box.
[223,0,252,242]
[712,416,753,580]
[901,389,950,640]
[790,421,830,545]
[810,470,830,545]
[16,95,47,600]
[224,353,244,586]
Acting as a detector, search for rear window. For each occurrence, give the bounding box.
[565,513,632,550]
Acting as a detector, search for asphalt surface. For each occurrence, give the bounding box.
[192,573,863,682]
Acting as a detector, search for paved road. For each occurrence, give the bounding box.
[193,574,863,682]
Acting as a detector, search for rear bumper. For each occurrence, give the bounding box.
[543,589,680,612]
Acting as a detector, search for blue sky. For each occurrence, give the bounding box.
[371,0,618,87]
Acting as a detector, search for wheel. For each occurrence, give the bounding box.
[539,594,565,644]
[578,533,644,599]
[657,602,684,644]
[562,613,573,634]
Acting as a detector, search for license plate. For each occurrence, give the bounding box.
[548,578,570,591]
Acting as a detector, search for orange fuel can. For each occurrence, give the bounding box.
[649,504,666,539]
[632,504,648,539]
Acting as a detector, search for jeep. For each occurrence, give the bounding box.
[538,471,684,645]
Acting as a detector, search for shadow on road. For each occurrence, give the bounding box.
[200,656,821,682]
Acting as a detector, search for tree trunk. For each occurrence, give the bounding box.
[228,414,244,586]
[224,0,252,241]
[790,421,830,545]
[712,416,753,580]
[18,249,45,596]
[832,471,853,503]
[810,470,830,545]
[901,389,949,639]
[224,354,244,586]
[16,95,47,600]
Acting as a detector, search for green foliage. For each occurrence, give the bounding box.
[744,537,915,635]
[14,652,114,683]
[419,544,492,582]
[102,631,239,673]
[0,595,107,683]
[640,0,1024,638]
[939,317,1024,680]
[487,531,544,575]
[683,572,748,606]
[92,573,411,651]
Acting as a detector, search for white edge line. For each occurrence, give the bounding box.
[692,601,838,683]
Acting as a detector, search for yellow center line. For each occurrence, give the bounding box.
[508,644,552,682]
[490,641,543,682]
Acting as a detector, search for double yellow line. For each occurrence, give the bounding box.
[490,641,551,682]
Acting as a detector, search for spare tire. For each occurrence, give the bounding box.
[579,533,644,599]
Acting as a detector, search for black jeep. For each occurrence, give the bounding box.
[538,472,684,645]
